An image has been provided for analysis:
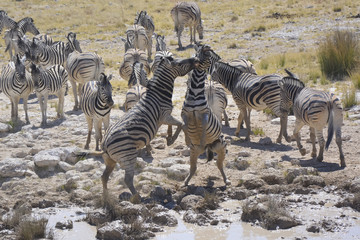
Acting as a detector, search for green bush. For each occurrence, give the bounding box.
[318,30,360,80]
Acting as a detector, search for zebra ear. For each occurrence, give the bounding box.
[278,79,285,89]
[108,74,113,81]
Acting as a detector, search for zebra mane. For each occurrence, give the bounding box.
[278,76,305,90]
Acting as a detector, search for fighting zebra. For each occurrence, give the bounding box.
[4,17,40,59]
[29,63,68,126]
[124,24,151,62]
[278,76,345,167]
[151,33,173,73]
[181,44,229,186]
[76,55,199,198]
[134,10,154,61]
[210,60,290,143]
[171,1,203,50]
[34,33,53,45]
[80,73,113,151]
[0,55,33,124]
[119,48,150,82]
[0,10,16,34]
[66,51,105,110]
[28,32,82,68]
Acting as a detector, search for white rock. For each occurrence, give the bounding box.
[75,158,99,172]
[34,154,60,168]
[0,158,28,178]
[160,157,186,168]
[167,164,189,181]
[0,122,11,133]
[144,166,167,175]
[58,161,75,172]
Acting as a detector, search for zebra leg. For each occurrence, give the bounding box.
[177,25,184,50]
[147,38,152,62]
[23,97,30,124]
[244,108,251,141]
[10,97,19,123]
[189,26,193,44]
[184,145,201,186]
[278,111,291,143]
[181,113,191,146]
[69,79,79,111]
[84,117,93,150]
[223,110,230,126]
[164,115,183,146]
[315,128,325,162]
[101,153,116,192]
[293,119,306,156]
[124,167,137,195]
[57,92,65,119]
[43,95,49,126]
[310,127,317,158]
[210,139,230,186]
[94,119,102,151]
[335,128,345,167]
[234,111,244,137]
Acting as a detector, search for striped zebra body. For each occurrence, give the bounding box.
[30,64,68,126]
[81,73,114,151]
[4,17,40,59]
[151,34,173,73]
[205,82,229,126]
[278,77,345,167]
[100,56,199,196]
[134,11,154,61]
[211,61,290,142]
[119,48,150,81]
[125,62,147,111]
[126,25,151,61]
[171,2,203,50]
[181,44,229,186]
[66,51,105,110]
[0,10,16,33]
[0,55,33,124]
[30,32,82,68]
[34,33,54,45]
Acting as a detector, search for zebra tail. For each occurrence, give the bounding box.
[325,102,334,150]
[72,150,104,159]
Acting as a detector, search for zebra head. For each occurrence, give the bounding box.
[155,33,167,51]
[197,22,204,40]
[19,17,40,35]
[98,73,114,108]
[14,34,32,60]
[14,55,27,83]
[29,37,44,63]
[194,43,213,72]
[66,32,82,53]
[128,62,147,87]
[157,55,200,78]
[29,63,41,88]
[278,76,305,107]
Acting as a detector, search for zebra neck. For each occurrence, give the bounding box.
[184,69,207,108]
[96,92,109,109]
[65,43,74,59]
[215,64,239,92]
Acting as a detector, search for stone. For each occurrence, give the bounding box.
[237,151,251,157]
[58,161,75,172]
[33,153,60,168]
[150,186,172,203]
[0,122,11,132]
[144,166,167,175]
[160,157,186,168]
[259,137,272,145]
[293,175,325,187]
[229,188,247,200]
[285,167,318,183]
[180,195,203,210]
[11,150,28,158]
[264,159,279,169]
[261,168,285,185]
[167,164,189,181]
[0,158,28,178]
[96,220,125,240]
[183,210,209,226]
[55,220,73,229]
[350,177,360,193]
[241,174,266,189]
[75,158,99,172]
[88,209,111,226]
[152,212,178,227]
[135,157,148,169]
[234,158,250,170]
[307,224,320,233]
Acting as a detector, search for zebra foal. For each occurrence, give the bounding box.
[181,44,229,186]
[29,63,68,126]
[80,73,114,151]
[90,55,199,197]
[171,2,203,50]
[0,55,33,124]
[278,76,345,167]
[210,60,290,143]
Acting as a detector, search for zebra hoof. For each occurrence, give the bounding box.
[276,138,282,144]
[311,152,317,158]
[84,145,89,150]
[285,136,292,143]
[225,180,231,186]
[317,156,323,162]
[299,148,306,156]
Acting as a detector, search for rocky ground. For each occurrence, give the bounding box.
[1,3,360,239]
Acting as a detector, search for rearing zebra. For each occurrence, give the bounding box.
[0,55,33,124]
[134,10,154,61]
[80,73,114,151]
[278,76,345,167]
[4,17,40,59]
[181,44,229,186]
[151,33,173,74]
[80,55,199,197]
[0,10,16,33]
[29,63,68,126]
[210,60,290,143]
[171,1,203,50]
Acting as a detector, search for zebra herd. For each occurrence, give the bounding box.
[0,2,346,199]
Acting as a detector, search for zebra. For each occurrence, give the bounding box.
[0,10,16,34]
[125,24,151,62]
[29,32,82,68]
[29,63,68,126]
[0,55,33,124]
[228,59,257,75]
[34,33,53,45]
[278,76,345,167]
[119,48,150,82]
[78,55,199,198]
[210,60,291,143]
[66,51,105,110]
[181,44,229,186]
[171,1,203,50]
[4,17,40,59]
[151,33,173,74]
[134,10,155,61]
[80,73,114,151]
[124,62,148,111]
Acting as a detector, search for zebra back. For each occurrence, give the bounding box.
[154,33,167,51]
[134,10,155,40]
[171,2,203,37]
[228,59,257,75]
[126,25,149,52]
[119,48,150,81]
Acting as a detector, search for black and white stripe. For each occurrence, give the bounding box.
[181,44,229,186]
[119,48,150,81]
[211,61,290,143]
[278,76,345,167]
[0,55,33,124]
[66,51,105,110]
[125,24,151,61]
[80,73,114,151]
[124,62,147,111]
[171,1,203,50]
[29,63,68,126]
[100,55,199,196]
[151,34,173,73]
[134,10,154,60]
[0,10,16,33]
